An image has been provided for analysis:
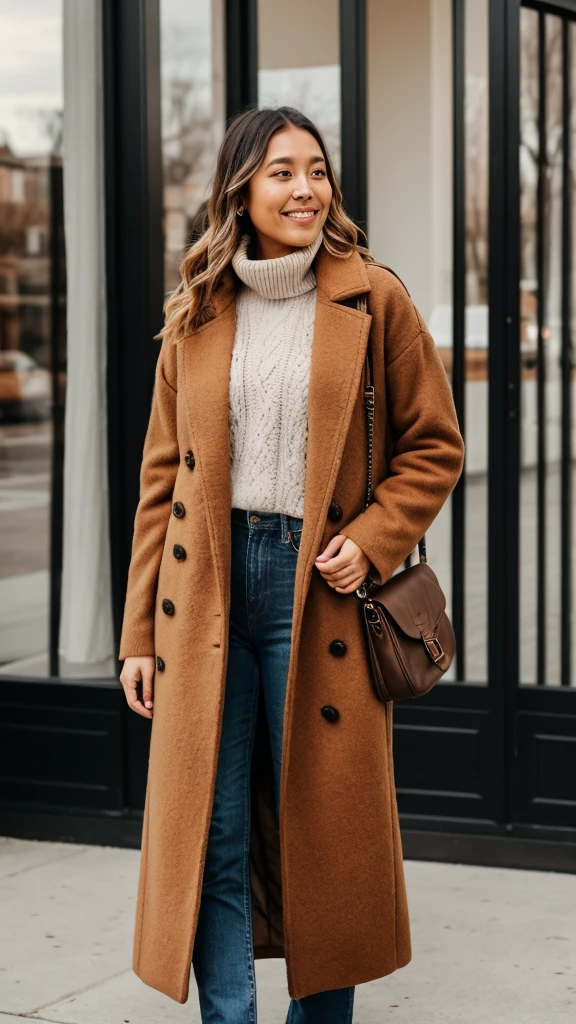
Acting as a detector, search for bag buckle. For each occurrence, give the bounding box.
[423,635,444,663]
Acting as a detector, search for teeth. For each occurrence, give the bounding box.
[286,211,316,219]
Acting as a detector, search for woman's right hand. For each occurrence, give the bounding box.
[120,656,156,719]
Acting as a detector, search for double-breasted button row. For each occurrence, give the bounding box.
[329,638,347,657]
[184,450,195,470]
[168,482,189,619]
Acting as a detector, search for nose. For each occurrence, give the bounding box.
[292,173,314,200]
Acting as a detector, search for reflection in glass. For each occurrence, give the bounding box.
[365,0,457,675]
[257,0,341,177]
[519,5,540,685]
[464,0,489,684]
[0,0,64,676]
[519,11,569,686]
[160,0,226,295]
[543,15,564,687]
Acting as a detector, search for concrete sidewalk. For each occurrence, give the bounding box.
[1,837,574,1023]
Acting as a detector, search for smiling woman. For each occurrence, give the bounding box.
[118,104,465,1021]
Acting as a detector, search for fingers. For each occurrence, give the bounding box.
[334,574,366,594]
[119,658,154,719]
[141,663,154,712]
[315,549,349,577]
[321,564,356,583]
[314,534,346,564]
[315,536,370,594]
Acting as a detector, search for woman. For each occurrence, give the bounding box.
[119,106,465,1022]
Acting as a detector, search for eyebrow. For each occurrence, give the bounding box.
[264,155,326,169]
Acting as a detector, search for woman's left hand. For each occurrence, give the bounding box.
[314,535,371,594]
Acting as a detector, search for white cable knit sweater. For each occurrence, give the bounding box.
[229,230,323,518]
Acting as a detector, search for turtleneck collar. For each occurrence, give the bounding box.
[231,229,323,300]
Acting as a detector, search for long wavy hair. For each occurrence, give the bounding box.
[162,106,373,341]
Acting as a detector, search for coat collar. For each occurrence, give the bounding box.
[179,242,373,327]
[177,242,373,614]
[314,241,372,302]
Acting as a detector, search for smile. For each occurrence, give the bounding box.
[282,210,318,220]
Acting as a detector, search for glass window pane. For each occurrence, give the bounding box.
[519,10,566,687]
[519,5,539,684]
[464,0,489,684]
[160,0,226,295]
[257,0,341,178]
[367,0,461,679]
[543,13,564,687]
[0,0,64,677]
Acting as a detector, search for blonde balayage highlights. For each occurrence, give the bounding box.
[162,106,373,341]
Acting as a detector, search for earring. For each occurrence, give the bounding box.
[236,205,244,216]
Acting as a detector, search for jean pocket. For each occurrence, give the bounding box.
[288,529,302,552]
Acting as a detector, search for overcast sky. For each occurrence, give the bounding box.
[0,1,62,156]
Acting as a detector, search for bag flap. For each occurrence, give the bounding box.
[371,563,446,639]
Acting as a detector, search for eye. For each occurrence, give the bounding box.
[273,170,292,177]
[312,169,326,177]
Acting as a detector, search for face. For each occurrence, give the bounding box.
[243,125,333,260]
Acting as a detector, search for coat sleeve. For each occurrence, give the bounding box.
[118,338,180,660]
[338,275,465,586]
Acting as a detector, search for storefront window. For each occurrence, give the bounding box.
[366,0,488,684]
[160,0,226,296]
[519,9,575,686]
[257,0,341,178]
[0,0,65,677]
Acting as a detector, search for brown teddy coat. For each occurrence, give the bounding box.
[119,241,465,1003]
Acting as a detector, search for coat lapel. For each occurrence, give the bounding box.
[178,246,373,607]
[296,246,372,601]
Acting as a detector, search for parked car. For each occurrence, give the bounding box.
[0,351,51,422]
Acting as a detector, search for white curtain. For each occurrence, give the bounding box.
[59,0,114,671]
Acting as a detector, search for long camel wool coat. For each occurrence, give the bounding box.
[119,241,465,1003]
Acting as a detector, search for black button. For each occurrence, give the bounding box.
[172,501,185,519]
[328,500,342,522]
[321,705,340,723]
[156,656,165,672]
[173,544,186,561]
[162,598,175,616]
[184,450,195,470]
[329,638,347,657]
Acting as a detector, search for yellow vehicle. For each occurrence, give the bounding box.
[0,351,51,423]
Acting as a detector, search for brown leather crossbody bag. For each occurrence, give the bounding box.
[353,293,455,702]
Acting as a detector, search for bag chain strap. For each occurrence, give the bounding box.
[354,293,426,601]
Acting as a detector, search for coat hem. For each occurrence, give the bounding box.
[133,967,190,1005]
[286,951,413,1001]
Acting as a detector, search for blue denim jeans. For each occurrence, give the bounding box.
[192,508,355,1024]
